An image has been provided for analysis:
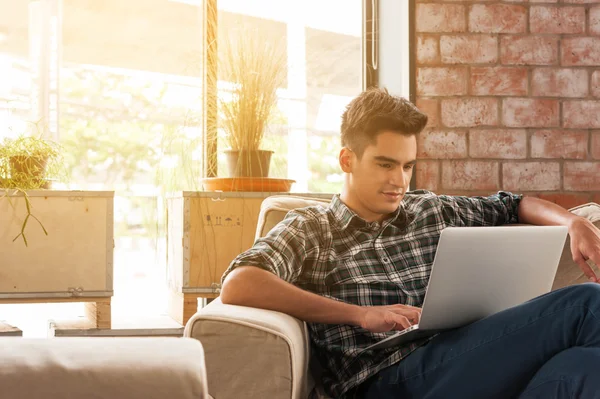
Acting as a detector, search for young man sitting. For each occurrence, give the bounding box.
[220,88,600,399]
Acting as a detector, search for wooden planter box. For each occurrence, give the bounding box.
[0,190,114,328]
[166,191,332,324]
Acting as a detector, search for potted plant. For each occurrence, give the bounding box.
[0,134,65,245]
[219,30,287,178]
[0,135,63,189]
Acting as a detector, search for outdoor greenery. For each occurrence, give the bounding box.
[54,65,344,238]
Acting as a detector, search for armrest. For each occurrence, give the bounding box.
[184,298,313,399]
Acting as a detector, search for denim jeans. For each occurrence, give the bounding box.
[361,283,600,399]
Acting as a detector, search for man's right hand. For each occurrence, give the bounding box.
[359,304,422,333]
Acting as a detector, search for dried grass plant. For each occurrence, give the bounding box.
[220,30,287,152]
[0,131,68,246]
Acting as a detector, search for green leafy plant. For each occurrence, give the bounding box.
[0,133,66,246]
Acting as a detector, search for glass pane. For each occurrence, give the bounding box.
[217,0,362,193]
[60,0,203,322]
[0,0,57,139]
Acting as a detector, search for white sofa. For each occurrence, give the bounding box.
[184,196,600,399]
[0,337,209,399]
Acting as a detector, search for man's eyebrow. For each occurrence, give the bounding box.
[374,156,417,165]
[373,155,400,164]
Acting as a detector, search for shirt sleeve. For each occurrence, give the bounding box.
[221,209,318,285]
[437,191,523,227]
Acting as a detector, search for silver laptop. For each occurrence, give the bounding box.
[366,225,568,351]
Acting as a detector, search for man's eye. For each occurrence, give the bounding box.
[404,164,414,171]
[378,163,392,169]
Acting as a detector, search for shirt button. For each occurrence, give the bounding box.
[382,258,390,263]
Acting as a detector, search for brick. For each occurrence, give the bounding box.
[469,129,527,159]
[563,0,600,3]
[562,38,600,66]
[591,6,600,35]
[502,98,559,128]
[531,130,588,159]
[440,35,498,64]
[415,160,440,191]
[592,71,600,97]
[563,101,600,128]
[416,4,466,33]
[417,35,439,65]
[592,132,600,159]
[468,4,527,33]
[416,98,439,128]
[441,98,498,127]
[503,162,561,191]
[564,162,600,191]
[530,6,586,34]
[470,67,528,96]
[441,161,500,191]
[418,130,467,159]
[594,193,600,205]
[531,68,588,98]
[417,67,468,96]
[530,0,559,3]
[535,193,591,209]
[501,36,558,65]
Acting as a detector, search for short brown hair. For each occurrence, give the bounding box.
[340,88,428,158]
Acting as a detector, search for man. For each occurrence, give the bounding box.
[220,88,600,398]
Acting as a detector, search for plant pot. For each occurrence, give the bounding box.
[224,150,273,178]
[9,155,48,180]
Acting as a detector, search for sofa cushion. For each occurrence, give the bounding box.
[0,337,209,399]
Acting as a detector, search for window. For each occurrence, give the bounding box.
[216,0,362,193]
[0,0,365,336]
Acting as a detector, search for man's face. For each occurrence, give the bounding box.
[340,131,417,222]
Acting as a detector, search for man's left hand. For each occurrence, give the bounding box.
[568,217,600,282]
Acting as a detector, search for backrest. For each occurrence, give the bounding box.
[255,196,331,240]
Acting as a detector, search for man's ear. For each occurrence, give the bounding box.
[339,147,354,173]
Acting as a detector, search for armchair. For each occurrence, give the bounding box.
[184,196,600,399]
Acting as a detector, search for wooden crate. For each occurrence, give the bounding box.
[166,191,332,324]
[0,320,22,337]
[0,190,114,328]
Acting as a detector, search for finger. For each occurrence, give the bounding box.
[392,315,411,330]
[588,252,600,270]
[389,307,421,323]
[587,254,600,283]
[392,304,422,311]
[403,309,421,325]
[573,253,597,282]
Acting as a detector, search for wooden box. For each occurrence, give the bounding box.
[0,190,114,328]
[166,191,332,324]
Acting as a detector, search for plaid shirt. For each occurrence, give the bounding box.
[222,190,522,398]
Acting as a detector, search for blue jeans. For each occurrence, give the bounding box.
[361,283,600,399]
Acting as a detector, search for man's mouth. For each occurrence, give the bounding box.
[382,192,402,200]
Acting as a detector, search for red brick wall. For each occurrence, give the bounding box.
[414,1,600,209]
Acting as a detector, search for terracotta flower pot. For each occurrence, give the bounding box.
[9,155,48,180]
[224,150,273,178]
